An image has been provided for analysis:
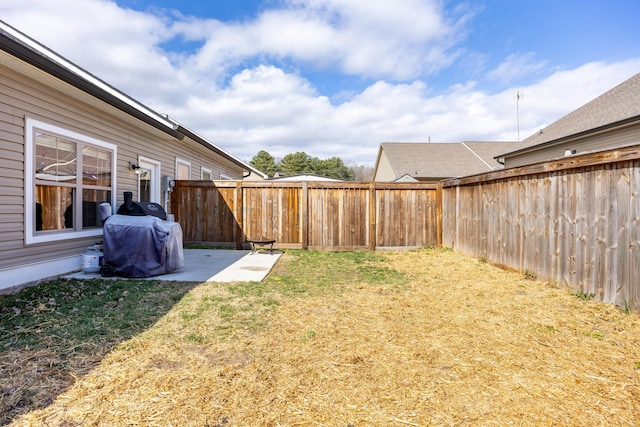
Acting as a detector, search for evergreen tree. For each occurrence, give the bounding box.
[250,150,360,181]
[316,157,355,180]
[279,152,314,176]
[249,150,277,177]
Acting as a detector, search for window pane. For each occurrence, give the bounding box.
[139,168,151,202]
[177,162,190,180]
[83,144,112,186]
[36,185,74,230]
[82,189,111,228]
[35,132,77,183]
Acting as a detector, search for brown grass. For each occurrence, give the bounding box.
[8,248,640,426]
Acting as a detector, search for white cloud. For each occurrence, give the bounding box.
[1,0,639,166]
[488,52,548,83]
[181,0,472,81]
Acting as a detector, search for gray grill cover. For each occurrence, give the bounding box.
[103,214,184,277]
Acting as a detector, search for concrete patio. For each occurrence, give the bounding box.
[66,249,282,282]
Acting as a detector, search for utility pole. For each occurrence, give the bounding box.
[514,90,523,142]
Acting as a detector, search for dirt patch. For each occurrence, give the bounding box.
[7,249,640,426]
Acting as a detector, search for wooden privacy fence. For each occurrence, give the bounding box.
[171,181,440,251]
[441,145,640,311]
[170,145,639,310]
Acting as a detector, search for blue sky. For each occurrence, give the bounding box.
[2,0,639,167]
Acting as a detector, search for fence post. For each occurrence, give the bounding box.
[436,182,443,247]
[369,182,376,251]
[235,181,244,250]
[301,181,308,250]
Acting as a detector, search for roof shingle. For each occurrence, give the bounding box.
[380,141,520,179]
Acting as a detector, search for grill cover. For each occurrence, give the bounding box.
[103,214,184,277]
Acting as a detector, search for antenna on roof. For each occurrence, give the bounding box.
[514,90,523,141]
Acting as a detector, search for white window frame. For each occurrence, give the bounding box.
[137,156,161,203]
[219,173,233,180]
[201,167,212,181]
[175,158,191,180]
[25,118,117,244]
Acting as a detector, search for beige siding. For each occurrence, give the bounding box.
[0,60,245,273]
[174,139,244,182]
[373,151,397,181]
[504,124,640,168]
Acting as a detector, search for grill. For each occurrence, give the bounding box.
[100,192,184,278]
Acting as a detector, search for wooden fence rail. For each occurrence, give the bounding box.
[171,181,440,251]
[441,145,640,311]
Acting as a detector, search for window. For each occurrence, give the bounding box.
[201,167,212,181]
[137,157,161,203]
[25,118,116,244]
[176,158,191,180]
[219,173,233,180]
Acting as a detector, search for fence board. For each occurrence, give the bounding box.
[610,164,630,307]
[580,169,595,295]
[631,163,640,311]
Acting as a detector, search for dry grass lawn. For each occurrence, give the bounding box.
[6,248,640,426]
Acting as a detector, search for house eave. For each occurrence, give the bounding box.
[0,20,184,140]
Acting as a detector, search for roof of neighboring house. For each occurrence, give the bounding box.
[393,173,419,183]
[462,141,522,167]
[375,141,520,180]
[499,72,640,159]
[0,20,267,179]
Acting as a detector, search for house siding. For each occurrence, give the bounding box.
[178,138,244,181]
[504,124,640,168]
[373,152,397,182]
[0,58,243,282]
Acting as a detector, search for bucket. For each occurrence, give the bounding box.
[82,245,101,273]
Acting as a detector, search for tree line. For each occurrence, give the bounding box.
[249,150,373,181]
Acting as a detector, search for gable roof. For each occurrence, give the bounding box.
[393,173,419,183]
[500,72,640,159]
[0,20,267,179]
[375,141,520,180]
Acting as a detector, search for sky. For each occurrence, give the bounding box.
[1,0,639,167]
